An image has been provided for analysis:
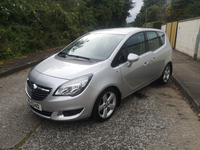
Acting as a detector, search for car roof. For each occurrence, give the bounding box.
[90,27,162,35]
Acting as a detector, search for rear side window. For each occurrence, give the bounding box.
[146,32,160,51]
[157,31,165,45]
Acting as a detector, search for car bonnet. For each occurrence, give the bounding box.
[33,54,103,80]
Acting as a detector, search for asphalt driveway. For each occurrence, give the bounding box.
[0,68,200,149]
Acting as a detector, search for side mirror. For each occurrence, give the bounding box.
[127,53,139,67]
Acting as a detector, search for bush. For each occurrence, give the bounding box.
[0,0,90,60]
[0,0,133,60]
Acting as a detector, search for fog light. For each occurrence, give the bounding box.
[63,108,83,116]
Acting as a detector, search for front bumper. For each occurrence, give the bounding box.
[26,86,99,121]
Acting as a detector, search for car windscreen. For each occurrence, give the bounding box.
[62,33,125,61]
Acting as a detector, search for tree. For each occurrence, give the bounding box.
[146,4,160,22]
[143,0,166,7]
[186,1,200,18]
[0,0,136,60]
[133,0,167,27]
[166,0,200,21]
[54,0,77,12]
[81,0,135,28]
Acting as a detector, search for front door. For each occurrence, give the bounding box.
[116,32,154,97]
[120,51,153,97]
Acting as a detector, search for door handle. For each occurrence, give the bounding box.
[151,57,156,62]
[143,62,149,67]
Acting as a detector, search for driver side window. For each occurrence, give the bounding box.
[111,32,146,68]
[126,32,146,56]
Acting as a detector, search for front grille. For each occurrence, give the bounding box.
[30,105,52,117]
[26,79,52,101]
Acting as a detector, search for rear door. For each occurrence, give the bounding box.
[145,31,166,79]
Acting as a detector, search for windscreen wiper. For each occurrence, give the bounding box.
[67,54,91,61]
[58,53,91,61]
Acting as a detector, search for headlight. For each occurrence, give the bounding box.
[54,74,93,96]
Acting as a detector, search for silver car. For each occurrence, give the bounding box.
[25,28,172,122]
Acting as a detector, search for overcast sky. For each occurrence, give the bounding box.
[126,0,143,23]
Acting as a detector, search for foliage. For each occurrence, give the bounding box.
[143,0,166,7]
[0,0,78,59]
[145,21,162,29]
[0,0,134,60]
[132,0,167,27]
[146,4,160,22]
[132,0,200,28]
[186,1,200,18]
[166,0,200,21]
[82,0,135,28]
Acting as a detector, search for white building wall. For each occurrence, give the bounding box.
[161,24,166,32]
[176,18,200,59]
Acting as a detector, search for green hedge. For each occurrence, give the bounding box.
[0,0,95,60]
[0,0,133,60]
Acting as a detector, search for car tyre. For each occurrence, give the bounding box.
[158,64,171,85]
[92,88,118,122]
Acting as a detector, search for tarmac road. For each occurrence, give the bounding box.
[0,68,200,149]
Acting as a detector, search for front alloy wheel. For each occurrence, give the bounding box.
[92,88,118,122]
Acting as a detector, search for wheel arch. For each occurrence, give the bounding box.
[167,61,173,75]
[93,85,122,109]
[108,86,121,106]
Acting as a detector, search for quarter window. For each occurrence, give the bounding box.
[111,44,126,67]
[157,31,165,45]
[146,32,160,51]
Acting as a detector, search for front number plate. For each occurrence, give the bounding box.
[27,99,42,111]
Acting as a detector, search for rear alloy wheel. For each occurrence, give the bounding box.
[92,88,118,122]
[158,64,171,85]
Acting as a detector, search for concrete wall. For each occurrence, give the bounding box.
[161,24,166,32]
[176,18,200,59]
